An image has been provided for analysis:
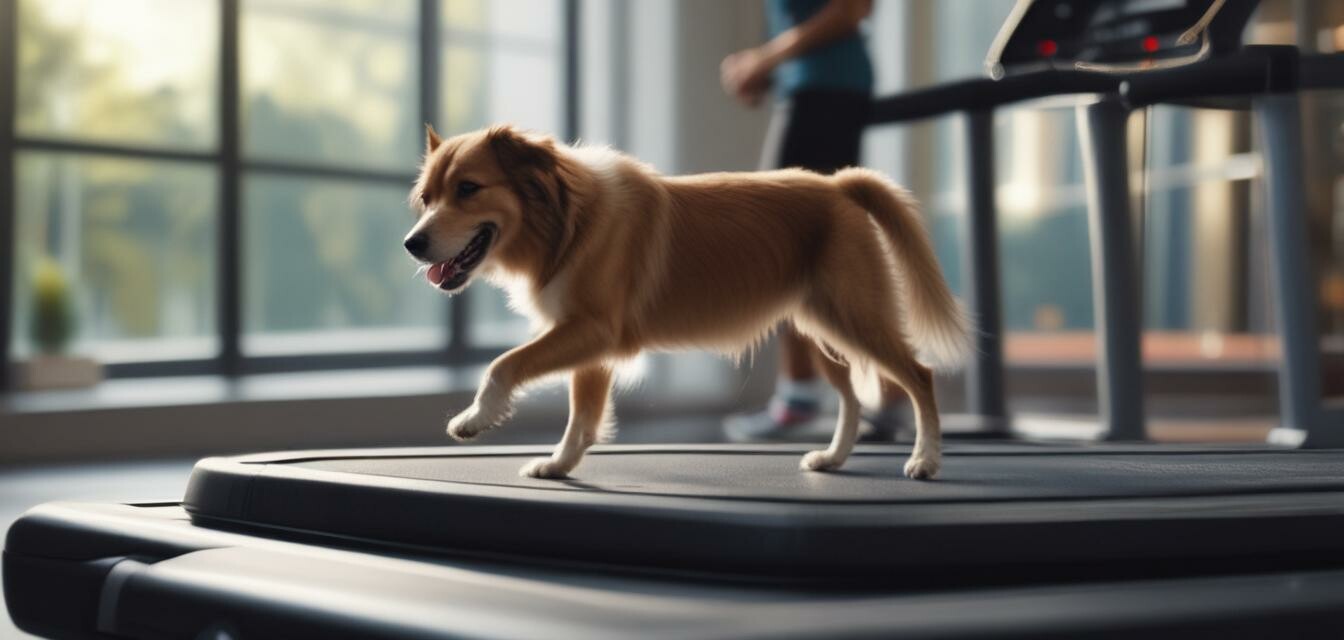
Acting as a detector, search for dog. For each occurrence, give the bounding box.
[403,124,967,480]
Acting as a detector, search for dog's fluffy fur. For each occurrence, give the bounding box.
[405,125,967,480]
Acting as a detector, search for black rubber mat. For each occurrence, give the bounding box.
[184,444,1344,584]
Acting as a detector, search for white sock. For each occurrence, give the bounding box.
[774,377,825,405]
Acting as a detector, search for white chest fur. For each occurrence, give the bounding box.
[484,268,569,332]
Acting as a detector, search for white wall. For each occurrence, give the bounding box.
[861,0,913,183]
[580,0,771,174]
[672,0,772,173]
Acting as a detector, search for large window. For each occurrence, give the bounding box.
[1,0,573,383]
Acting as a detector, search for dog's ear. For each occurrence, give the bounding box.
[487,125,580,282]
[425,123,443,154]
[486,125,558,171]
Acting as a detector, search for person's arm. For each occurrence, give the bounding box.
[758,0,873,70]
[721,0,873,107]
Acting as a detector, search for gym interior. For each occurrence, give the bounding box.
[2,0,1344,637]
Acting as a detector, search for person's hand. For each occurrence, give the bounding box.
[720,46,775,107]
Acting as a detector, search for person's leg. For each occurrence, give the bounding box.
[726,91,909,442]
[771,324,826,421]
[725,98,828,442]
[779,323,817,378]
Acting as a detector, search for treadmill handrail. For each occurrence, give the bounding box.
[870,49,1344,125]
[1121,46,1299,108]
[869,69,1121,125]
[1297,52,1344,91]
[1121,47,1344,108]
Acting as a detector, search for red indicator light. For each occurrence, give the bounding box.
[1037,39,1058,57]
[1142,36,1159,53]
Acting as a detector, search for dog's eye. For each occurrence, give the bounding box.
[456,181,481,199]
[418,191,431,207]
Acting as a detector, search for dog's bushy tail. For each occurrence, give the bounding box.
[835,167,970,372]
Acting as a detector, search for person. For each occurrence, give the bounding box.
[720,0,906,442]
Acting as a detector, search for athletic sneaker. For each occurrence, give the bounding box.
[723,378,826,443]
[726,404,910,443]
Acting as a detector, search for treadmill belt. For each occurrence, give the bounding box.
[184,444,1344,584]
[291,448,1344,503]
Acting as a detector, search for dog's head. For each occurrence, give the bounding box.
[404,124,577,293]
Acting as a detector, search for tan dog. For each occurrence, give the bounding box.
[404,125,967,480]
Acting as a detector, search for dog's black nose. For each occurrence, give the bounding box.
[403,233,429,258]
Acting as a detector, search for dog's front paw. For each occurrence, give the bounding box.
[799,450,845,472]
[519,457,571,479]
[903,453,940,480]
[446,404,501,441]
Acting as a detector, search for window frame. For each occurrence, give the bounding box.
[0,0,580,388]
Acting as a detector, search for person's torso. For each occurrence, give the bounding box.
[766,0,874,97]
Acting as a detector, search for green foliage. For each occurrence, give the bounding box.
[29,259,77,355]
[14,1,458,342]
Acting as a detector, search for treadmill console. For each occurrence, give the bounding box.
[986,0,1259,78]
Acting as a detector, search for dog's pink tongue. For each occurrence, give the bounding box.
[426,261,457,286]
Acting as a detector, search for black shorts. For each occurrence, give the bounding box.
[760,90,872,173]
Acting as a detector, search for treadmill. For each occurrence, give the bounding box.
[869,0,1262,440]
[8,1,1344,638]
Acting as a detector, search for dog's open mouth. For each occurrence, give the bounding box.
[426,223,497,291]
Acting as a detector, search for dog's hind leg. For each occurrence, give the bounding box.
[799,340,861,472]
[799,288,942,480]
[520,365,613,479]
[887,361,940,479]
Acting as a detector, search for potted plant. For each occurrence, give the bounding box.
[18,259,102,390]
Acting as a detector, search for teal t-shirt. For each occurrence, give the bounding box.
[767,0,874,96]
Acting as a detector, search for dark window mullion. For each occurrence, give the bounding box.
[422,0,467,362]
[102,346,506,378]
[241,159,412,184]
[220,0,243,376]
[0,0,16,390]
[11,137,219,164]
[564,0,579,142]
[240,347,504,375]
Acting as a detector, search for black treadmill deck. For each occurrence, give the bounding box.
[9,502,1344,639]
[185,444,1344,584]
